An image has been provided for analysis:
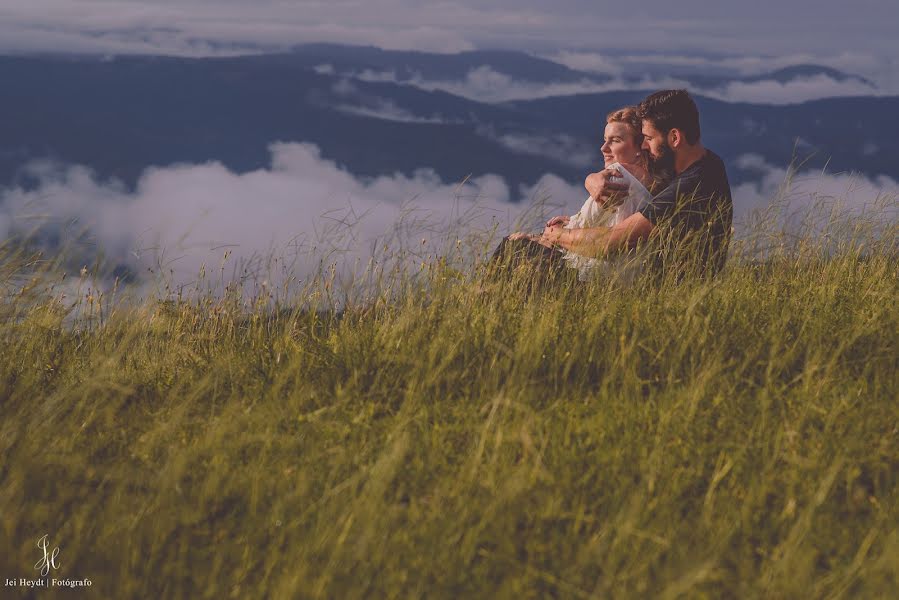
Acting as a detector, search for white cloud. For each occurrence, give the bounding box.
[355,69,403,84]
[542,50,896,99]
[539,51,622,76]
[611,51,898,95]
[354,65,690,103]
[329,75,458,123]
[346,65,884,105]
[614,51,881,78]
[0,143,579,296]
[706,75,881,105]
[334,99,455,124]
[480,129,596,169]
[0,1,480,56]
[518,174,587,218]
[4,146,894,300]
[0,1,897,96]
[731,154,899,230]
[331,78,358,96]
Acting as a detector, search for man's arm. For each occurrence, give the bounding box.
[541,211,654,258]
[585,168,630,207]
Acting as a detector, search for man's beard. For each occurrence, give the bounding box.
[648,140,675,180]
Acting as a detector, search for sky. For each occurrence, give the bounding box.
[1,1,895,93]
[0,0,895,64]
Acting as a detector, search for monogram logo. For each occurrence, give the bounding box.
[34,534,60,577]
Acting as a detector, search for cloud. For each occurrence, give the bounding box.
[518,174,587,216]
[543,50,898,98]
[327,77,458,123]
[334,100,454,124]
[348,65,884,105]
[612,51,883,78]
[731,154,899,229]
[539,51,622,76]
[478,129,596,169]
[612,51,899,96]
[0,1,897,96]
[0,1,482,56]
[327,79,460,123]
[355,69,404,84]
[330,78,358,96]
[1,2,896,97]
[707,75,881,105]
[355,65,690,103]
[0,143,581,295]
[4,145,894,300]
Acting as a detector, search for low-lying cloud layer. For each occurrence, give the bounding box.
[351,66,883,105]
[546,50,898,98]
[354,66,687,103]
[709,76,880,105]
[2,145,894,296]
[475,127,595,169]
[548,50,888,79]
[326,78,458,124]
[334,100,453,125]
[0,143,578,293]
[731,154,898,227]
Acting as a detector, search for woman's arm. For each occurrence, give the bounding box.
[507,231,555,247]
[540,211,654,257]
[546,215,571,227]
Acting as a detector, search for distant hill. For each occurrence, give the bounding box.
[741,64,874,86]
[0,51,895,195]
[287,44,877,92]
[287,43,606,84]
[505,93,898,185]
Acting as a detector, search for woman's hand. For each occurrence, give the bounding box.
[539,225,566,248]
[507,231,534,241]
[508,230,556,248]
[545,215,570,227]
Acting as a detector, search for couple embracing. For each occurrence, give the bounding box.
[492,89,733,284]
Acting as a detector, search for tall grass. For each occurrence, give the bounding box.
[1,197,897,599]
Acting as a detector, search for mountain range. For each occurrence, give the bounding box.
[0,45,895,194]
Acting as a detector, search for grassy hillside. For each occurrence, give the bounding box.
[1,206,897,598]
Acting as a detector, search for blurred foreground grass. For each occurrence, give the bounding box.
[1,204,898,599]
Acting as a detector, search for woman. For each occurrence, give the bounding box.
[491,107,661,283]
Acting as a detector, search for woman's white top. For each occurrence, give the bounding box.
[561,162,651,281]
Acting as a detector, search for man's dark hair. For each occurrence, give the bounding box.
[637,90,701,145]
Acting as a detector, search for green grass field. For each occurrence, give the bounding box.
[1,203,897,598]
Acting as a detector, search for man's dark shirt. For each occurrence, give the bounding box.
[638,149,733,279]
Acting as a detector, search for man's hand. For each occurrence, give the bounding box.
[585,167,629,207]
[545,215,570,227]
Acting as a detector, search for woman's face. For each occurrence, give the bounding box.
[601,121,641,167]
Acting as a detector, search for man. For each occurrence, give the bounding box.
[540,89,733,279]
